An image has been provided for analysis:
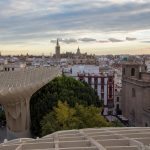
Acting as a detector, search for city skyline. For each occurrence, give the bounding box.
[0,0,150,55]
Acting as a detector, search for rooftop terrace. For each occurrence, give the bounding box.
[0,127,150,150]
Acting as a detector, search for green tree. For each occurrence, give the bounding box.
[55,101,77,129]
[41,101,112,136]
[30,76,99,136]
[74,104,111,128]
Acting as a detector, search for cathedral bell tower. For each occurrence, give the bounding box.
[55,39,60,58]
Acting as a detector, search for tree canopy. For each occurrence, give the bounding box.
[41,101,112,136]
[30,76,99,137]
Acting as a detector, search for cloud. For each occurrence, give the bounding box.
[126,37,137,41]
[50,39,57,43]
[62,38,77,44]
[79,38,97,42]
[0,0,150,45]
[51,38,77,44]
[109,38,124,42]
[98,40,110,43]
[141,41,150,43]
[50,36,140,44]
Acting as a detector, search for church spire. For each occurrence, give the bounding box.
[76,46,81,55]
[57,38,59,46]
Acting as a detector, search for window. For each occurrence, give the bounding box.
[94,84,97,90]
[109,78,112,83]
[94,77,98,84]
[101,86,104,93]
[132,88,136,97]
[101,77,104,85]
[109,86,112,96]
[123,68,126,75]
[131,68,135,76]
[117,97,119,102]
[101,93,104,100]
[88,77,92,84]
[116,104,120,110]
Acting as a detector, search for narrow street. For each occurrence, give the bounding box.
[0,127,6,143]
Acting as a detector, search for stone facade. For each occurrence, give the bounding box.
[114,89,122,115]
[122,62,150,127]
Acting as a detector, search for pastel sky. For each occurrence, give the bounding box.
[0,0,150,55]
